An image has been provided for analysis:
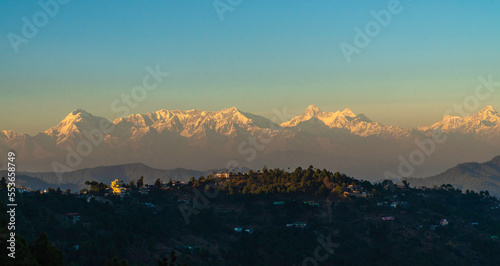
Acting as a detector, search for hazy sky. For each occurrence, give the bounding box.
[1,0,499,135]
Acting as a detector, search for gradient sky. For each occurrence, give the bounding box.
[1,0,499,135]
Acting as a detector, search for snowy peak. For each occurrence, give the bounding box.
[220,106,239,113]
[473,105,499,121]
[282,105,360,128]
[5,105,500,174]
[113,107,275,138]
[304,105,322,116]
[280,105,407,138]
[419,105,500,135]
[480,105,496,113]
[6,105,500,152]
[0,130,19,139]
[113,113,154,128]
[58,109,100,126]
[71,108,90,116]
[45,109,112,144]
[341,108,355,117]
[215,107,253,125]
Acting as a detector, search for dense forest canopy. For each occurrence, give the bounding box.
[1,166,500,265]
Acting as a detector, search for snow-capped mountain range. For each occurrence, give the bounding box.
[281,105,411,138]
[418,105,500,138]
[1,105,500,180]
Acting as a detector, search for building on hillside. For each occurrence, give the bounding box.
[304,201,320,207]
[65,213,81,224]
[171,180,182,187]
[176,245,197,251]
[440,219,449,226]
[286,222,307,228]
[86,196,110,204]
[141,202,155,208]
[111,179,127,196]
[344,191,363,198]
[138,187,150,195]
[215,172,230,179]
[362,192,374,198]
[178,196,191,205]
[18,187,33,194]
[348,184,362,191]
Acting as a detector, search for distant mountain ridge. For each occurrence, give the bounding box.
[0,163,229,190]
[404,155,500,196]
[2,105,500,180]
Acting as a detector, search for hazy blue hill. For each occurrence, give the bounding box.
[404,155,500,196]
[14,173,81,191]
[1,163,219,190]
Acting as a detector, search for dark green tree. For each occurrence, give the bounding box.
[107,256,129,266]
[154,179,162,189]
[157,251,178,266]
[137,176,144,188]
[31,233,63,266]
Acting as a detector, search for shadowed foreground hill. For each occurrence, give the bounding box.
[404,155,500,196]
[3,166,500,265]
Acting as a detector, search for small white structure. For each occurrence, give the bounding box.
[286,222,307,228]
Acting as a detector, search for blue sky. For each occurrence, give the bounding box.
[1,0,499,134]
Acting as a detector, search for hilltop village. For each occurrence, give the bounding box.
[2,166,500,265]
